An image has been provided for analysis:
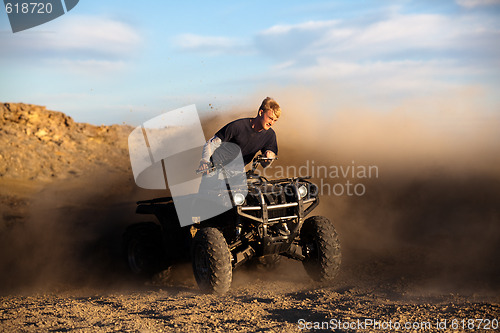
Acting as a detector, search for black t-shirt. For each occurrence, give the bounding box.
[214,118,278,165]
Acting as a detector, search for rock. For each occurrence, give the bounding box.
[35,129,48,138]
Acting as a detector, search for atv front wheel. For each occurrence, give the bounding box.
[300,216,341,282]
[191,227,232,294]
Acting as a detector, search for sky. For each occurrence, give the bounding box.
[0,0,499,125]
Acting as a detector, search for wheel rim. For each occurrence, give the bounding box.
[303,232,322,276]
[303,233,320,262]
[306,242,320,261]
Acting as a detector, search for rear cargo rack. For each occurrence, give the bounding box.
[137,196,173,205]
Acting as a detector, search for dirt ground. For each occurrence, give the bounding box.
[0,259,498,332]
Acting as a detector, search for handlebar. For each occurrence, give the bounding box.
[251,154,277,169]
[196,154,277,175]
[256,157,275,161]
[196,161,217,175]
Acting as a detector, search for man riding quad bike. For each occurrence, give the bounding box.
[124,153,342,294]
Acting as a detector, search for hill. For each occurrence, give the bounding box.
[0,102,132,181]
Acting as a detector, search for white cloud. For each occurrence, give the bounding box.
[47,16,141,55]
[165,11,499,105]
[0,15,142,81]
[352,14,449,48]
[259,20,339,35]
[255,20,342,60]
[280,59,464,91]
[456,0,500,8]
[1,15,142,58]
[47,59,128,75]
[256,13,500,62]
[250,12,500,105]
[173,33,250,55]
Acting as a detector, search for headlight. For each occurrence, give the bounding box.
[233,192,246,205]
[298,185,308,198]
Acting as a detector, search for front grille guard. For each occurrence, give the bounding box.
[236,181,319,240]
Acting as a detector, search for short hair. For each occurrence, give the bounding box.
[259,97,281,118]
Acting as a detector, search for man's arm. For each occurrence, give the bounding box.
[260,129,278,167]
[201,135,222,162]
[197,135,222,173]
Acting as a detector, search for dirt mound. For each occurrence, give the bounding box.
[0,102,132,181]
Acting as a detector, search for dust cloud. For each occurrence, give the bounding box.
[0,90,498,296]
[0,170,165,294]
[262,86,499,294]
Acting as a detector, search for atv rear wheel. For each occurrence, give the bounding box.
[300,216,341,282]
[191,227,232,295]
[123,222,164,277]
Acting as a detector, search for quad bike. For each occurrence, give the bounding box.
[123,154,341,294]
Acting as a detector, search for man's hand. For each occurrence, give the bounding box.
[261,150,276,168]
[265,150,276,159]
[196,160,211,174]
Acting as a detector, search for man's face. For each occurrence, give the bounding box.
[259,109,278,131]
